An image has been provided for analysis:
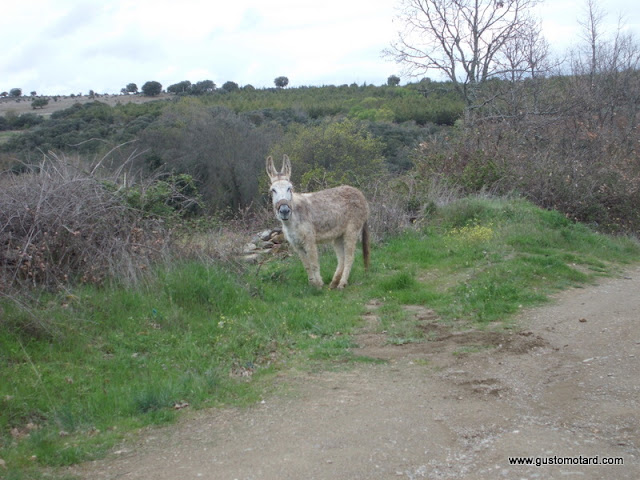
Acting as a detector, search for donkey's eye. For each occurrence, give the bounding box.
[271,188,276,194]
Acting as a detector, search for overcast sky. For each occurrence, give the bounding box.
[1,0,638,96]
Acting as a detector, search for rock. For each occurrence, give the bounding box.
[242,253,261,263]
[270,232,285,244]
[243,242,258,254]
[259,230,273,241]
[238,228,288,262]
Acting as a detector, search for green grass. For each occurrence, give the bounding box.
[1,196,639,478]
[375,198,639,323]
[0,130,21,145]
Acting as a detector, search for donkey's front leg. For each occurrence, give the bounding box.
[294,242,323,288]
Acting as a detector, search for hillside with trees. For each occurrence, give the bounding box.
[3,52,639,234]
[0,81,462,208]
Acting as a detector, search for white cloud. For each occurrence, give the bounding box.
[1,0,639,95]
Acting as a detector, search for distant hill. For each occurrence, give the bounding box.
[0,93,172,118]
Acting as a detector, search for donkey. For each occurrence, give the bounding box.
[266,155,370,289]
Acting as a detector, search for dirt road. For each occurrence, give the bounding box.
[72,267,640,479]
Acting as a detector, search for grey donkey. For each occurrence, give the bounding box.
[266,155,370,289]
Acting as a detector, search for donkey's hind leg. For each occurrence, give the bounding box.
[334,230,358,289]
[329,236,345,289]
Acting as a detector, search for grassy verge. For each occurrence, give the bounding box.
[375,197,638,321]
[1,197,639,478]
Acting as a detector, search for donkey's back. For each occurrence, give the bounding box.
[301,185,369,242]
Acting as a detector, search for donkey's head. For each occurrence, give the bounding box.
[266,155,294,222]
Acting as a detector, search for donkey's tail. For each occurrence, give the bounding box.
[362,221,370,271]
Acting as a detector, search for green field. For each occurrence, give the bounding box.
[1,196,639,479]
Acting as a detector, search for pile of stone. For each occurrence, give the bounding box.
[241,228,288,263]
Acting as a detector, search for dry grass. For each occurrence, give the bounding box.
[365,175,462,241]
[0,153,169,291]
[170,204,279,273]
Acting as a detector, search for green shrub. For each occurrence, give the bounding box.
[112,173,201,217]
[272,119,386,190]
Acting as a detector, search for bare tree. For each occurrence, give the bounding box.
[576,0,605,83]
[386,0,544,112]
[492,21,554,117]
[571,0,640,80]
[568,0,640,141]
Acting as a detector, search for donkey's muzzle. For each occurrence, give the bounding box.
[276,200,291,221]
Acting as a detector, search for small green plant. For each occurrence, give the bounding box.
[379,271,418,291]
[447,223,494,243]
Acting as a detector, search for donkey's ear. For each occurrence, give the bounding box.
[281,154,292,179]
[266,156,278,181]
